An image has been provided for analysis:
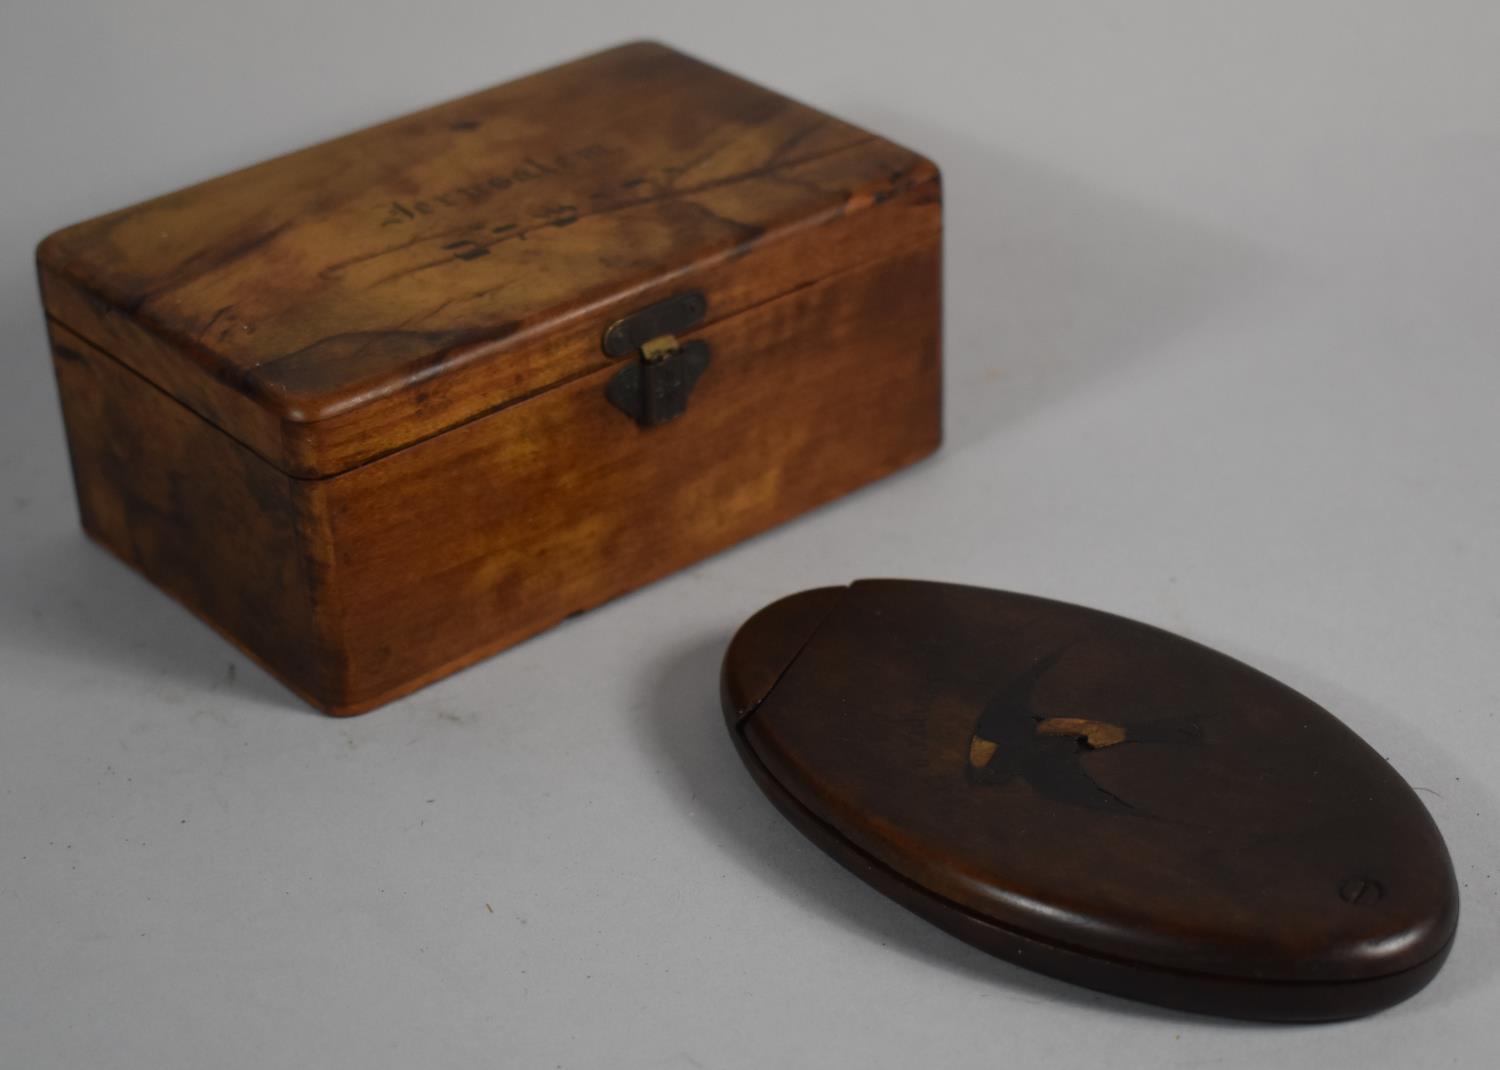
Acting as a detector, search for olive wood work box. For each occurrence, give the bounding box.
[37,42,943,715]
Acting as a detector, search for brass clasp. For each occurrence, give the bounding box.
[602,293,711,428]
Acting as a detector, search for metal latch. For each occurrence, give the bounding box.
[602,291,711,427]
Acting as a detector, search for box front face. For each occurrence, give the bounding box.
[309,241,941,712]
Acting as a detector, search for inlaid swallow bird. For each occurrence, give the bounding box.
[967,645,1202,814]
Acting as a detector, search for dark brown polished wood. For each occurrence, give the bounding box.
[722,580,1458,1020]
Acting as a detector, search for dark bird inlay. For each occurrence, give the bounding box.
[967,645,1202,813]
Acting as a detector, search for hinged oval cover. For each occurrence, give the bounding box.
[721,580,1458,1020]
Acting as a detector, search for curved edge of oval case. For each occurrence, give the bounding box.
[721,580,1459,1021]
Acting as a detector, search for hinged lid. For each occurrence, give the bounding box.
[37,41,940,478]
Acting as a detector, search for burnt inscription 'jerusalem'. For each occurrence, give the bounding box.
[377,143,619,227]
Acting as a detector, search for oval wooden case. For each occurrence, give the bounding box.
[721,580,1458,1020]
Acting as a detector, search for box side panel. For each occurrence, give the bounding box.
[39,269,288,466]
[48,323,338,706]
[316,239,942,712]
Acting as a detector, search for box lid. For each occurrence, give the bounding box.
[37,41,940,478]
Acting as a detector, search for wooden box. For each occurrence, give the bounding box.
[36,42,943,715]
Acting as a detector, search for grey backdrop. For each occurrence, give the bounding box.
[2,2,1497,1067]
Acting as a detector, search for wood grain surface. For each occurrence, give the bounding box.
[41,42,943,713]
[39,41,940,477]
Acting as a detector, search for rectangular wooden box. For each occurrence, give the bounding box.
[36,41,942,714]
